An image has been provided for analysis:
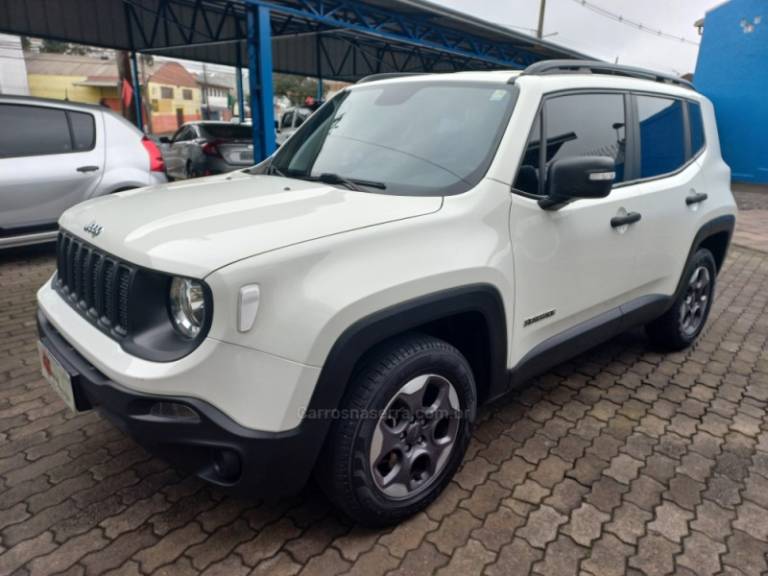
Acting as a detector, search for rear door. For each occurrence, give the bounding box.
[620,94,705,298]
[0,103,103,235]
[508,91,644,361]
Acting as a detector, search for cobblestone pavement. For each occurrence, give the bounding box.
[1,190,768,576]
[733,184,768,253]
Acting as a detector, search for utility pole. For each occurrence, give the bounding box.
[202,62,209,120]
[537,0,547,39]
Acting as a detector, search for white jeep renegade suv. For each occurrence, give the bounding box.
[37,61,736,526]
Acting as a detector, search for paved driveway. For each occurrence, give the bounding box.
[1,189,768,576]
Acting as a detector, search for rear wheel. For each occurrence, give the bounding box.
[646,248,717,350]
[317,333,476,526]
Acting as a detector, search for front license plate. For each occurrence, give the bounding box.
[37,341,77,412]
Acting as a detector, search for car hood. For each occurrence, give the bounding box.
[59,172,443,277]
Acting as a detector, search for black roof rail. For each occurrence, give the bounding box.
[519,60,695,90]
[356,72,432,84]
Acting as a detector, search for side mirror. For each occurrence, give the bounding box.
[538,156,615,210]
[158,136,171,144]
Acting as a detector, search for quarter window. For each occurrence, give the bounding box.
[513,114,542,195]
[0,104,74,158]
[637,95,686,179]
[68,111,96,151]
[688,101,705,157]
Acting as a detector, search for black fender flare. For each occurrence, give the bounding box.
[293,284,508,476]
[672,214,735,300]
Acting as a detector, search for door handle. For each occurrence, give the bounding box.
[686,192,708,206]
[76,166,99,173]
[611,212,642,228]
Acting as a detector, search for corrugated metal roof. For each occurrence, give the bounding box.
[0,0,591,80]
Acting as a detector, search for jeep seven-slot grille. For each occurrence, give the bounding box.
[55,232,133,337]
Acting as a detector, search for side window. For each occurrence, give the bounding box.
[637,95,686,178]
[544,93,627,186]
[513,113,542,195]
[688,101,706,157]
[171,127,188,142]
[281,111,294,129]
[68,111,96,151]
[0,104,73,158]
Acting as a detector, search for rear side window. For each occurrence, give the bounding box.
[201,124,252,140]
[0,104,73,158]
[68,111,96,151]
[688,101,706,157]
[637,96,686,179]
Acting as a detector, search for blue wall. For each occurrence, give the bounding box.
[694,0,768,183]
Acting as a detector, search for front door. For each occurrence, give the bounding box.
[508,91,644,365]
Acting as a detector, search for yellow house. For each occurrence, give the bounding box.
[25,53,121,112]
[146,61,202,134]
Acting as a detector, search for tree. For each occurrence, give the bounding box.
[273,74,319,105]
[39,40,91,55]
[40,39,68,53]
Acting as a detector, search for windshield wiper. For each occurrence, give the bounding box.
[316,172,387,191]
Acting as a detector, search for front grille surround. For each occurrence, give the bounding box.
[55,231,133,338]
[52,230,213,363]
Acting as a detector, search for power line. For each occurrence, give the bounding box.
[569,0,700,46]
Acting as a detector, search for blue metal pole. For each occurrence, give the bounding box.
[130,51,143,131]
[247,4,276,161]
[235,45,245,123]
[316,33,323,102]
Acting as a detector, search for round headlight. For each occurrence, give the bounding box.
[169,277,206,338]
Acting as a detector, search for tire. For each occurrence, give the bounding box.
[646,248,717,351]
[316,333,477,526]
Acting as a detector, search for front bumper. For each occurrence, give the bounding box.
[37,310,319,495]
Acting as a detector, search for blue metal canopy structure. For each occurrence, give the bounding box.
[0,0,590,161]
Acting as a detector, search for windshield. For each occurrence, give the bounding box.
[202,124,252,140]
[270,81,517,195]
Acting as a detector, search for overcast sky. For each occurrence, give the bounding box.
[435,0,723,75]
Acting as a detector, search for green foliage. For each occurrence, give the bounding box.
[273,73,319,104]
[40,39,68,53]
[39,40,91,55]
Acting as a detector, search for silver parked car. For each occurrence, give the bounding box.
[0,96,167,249]
[161,122,254,180]
[276,106,312,146]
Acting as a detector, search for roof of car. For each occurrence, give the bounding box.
[0,94,108,112]
[355,61,696,95]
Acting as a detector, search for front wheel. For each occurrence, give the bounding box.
[317,333,476,526]
[646,248,717,350]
